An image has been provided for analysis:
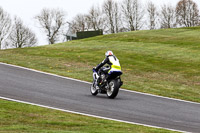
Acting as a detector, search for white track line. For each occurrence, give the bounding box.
[0,96,188,133]
[0,62,199,105]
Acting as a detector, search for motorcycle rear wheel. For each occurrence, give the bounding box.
[107,80,120,99]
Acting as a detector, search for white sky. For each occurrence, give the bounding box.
[0,0,200,45]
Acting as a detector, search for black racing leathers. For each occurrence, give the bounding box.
[95,56,113,72]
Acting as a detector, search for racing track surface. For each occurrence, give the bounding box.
[0,63,200,133]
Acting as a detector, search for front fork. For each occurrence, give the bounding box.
[93,72,99,81]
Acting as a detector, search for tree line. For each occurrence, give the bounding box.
[71,0,200,33]
[0,0,199,49]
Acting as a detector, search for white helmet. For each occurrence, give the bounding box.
[105,51,113,57]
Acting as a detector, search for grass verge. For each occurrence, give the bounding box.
[0,99,179,133]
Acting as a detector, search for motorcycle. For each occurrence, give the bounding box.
[90,67,123,99]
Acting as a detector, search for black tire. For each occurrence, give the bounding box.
[106,79,120,99]
[90,82,98,96]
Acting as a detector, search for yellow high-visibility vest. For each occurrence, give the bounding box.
[108,56,121,72]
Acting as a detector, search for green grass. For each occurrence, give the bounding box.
[0,27,200,103]
[0,99,178,133]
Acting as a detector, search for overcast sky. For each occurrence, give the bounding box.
[0,0,200,45]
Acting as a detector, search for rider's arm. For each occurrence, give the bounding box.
[95,57,109,72]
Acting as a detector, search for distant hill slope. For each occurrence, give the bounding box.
[0,27,200,102]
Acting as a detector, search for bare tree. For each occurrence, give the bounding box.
[103,0,114,33]
[87,5,105,31]
[121,0,144,31]
[69,20,79,33]
[70,5,105,34]
[147,1,159,30]
[6,17,37,48]
[176,0,199,27]
[85,15,92,31]
[35,8,67,44]
[103,0,122,33]
[69,13,91,34]
[160,4,177,29]
[113,2,122,33]
[0,7,12,49]
[73,14,88,32]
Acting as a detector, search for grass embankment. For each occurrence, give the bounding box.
[0,27,199,102]
[0,100,177,133]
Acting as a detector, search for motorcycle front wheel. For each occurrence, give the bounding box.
[90,81,98,96]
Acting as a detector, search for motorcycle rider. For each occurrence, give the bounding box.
[93,51,122,89]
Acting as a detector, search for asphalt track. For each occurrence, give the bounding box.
[0,63,200,133]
